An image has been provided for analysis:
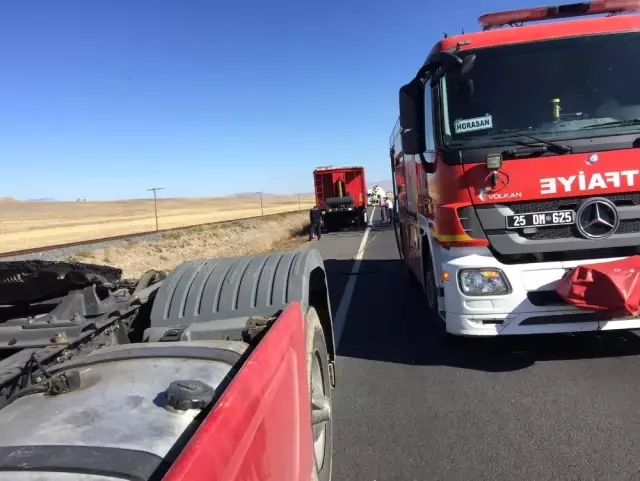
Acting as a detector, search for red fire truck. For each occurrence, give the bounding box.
[391,0,640,336]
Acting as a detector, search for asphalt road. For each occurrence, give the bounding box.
[313,206,640,481]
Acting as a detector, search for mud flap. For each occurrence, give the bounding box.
[556,256,640,321]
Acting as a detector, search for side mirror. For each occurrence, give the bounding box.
[430,52,476,86]
[460,54,476,77]
[389,147,397,173]
[399,78,426,155]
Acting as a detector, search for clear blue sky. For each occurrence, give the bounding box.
[1,0,538,200]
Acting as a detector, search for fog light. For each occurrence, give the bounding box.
[458,268,510,295]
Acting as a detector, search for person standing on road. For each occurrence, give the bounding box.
[386,197,394,223]
[309,205,322,241]
[380,197,388,223]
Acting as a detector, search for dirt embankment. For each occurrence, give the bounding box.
[68,211,311,278]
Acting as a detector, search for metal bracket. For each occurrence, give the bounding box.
[158,327,186,342]
[243,315,276,343]
[328,360,336,389]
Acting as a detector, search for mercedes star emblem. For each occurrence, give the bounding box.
[586,153,599,165]
[575,197,619,239]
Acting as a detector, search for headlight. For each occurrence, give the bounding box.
[458,268,510,295]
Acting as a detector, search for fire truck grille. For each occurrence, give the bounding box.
[520,219,640,240]
[508,192,640,214]
[502,192,640,240]
[478,192,640,262]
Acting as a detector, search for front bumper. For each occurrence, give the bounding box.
[440,249,640,336]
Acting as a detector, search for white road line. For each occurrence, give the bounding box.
[333,206,376,347]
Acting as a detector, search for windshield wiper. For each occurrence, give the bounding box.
[579,118,640,130]
[493,129,572,154]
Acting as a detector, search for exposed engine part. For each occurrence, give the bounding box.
[243,315,277,343]
[0,260,122,305]
[0,262,167,410]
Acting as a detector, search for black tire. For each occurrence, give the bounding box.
[423,256,437,311]
[323,218,334,233]
[326,196,354,207]
[306,307,333,481]
[399,231,418,285]
[404,262,419,285]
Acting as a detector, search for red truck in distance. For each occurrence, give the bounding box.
[391,0,640,337]
[313,166,368,232]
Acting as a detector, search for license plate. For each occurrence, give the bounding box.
[506,210,575,229]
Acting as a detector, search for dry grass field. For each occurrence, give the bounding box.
[0,194,314,253]
[67,211,312,279]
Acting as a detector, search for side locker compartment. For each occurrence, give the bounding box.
[404,155,422,280]
[393,141,408,260]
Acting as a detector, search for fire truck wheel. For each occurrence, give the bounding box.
[424,261,438,310]
[403,262,418,285]
[306,306,333,481]
[424,260,437,311]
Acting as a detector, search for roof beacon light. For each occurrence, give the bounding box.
[479,0,640,29]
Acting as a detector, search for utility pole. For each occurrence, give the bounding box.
[259,192,264,216]
[147,187,164,231]
[297,193,301,211]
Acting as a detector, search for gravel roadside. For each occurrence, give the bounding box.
[0,231,167,263]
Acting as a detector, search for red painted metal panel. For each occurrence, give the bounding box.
[461,148,640,205]
[436,11,640,54]
[162,301,313,481]
[313,166,367,208]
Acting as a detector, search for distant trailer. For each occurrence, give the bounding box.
[313,166,367,232]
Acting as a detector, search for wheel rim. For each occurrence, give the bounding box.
[425,268,437,309]
[311,350,331,471]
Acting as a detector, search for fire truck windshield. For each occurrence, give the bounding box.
[441,31,640,147]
